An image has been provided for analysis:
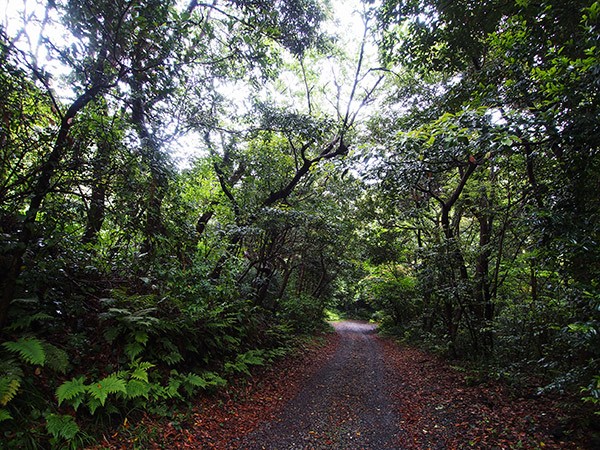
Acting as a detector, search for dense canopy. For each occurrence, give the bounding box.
[0,0,599,447]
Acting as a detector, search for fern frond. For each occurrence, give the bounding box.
[2,337,45,366]
[156,338,182,365]
[86,397,102,415]
[0,377,21,406]
[224,360,250,376]
[46,413,80,440]
[239,350,265,367]
[103,326,120,343]
[130,363,153,383]
[165,377,182,399]
[134,330,148,345]
[126,379,152,399]
[124,342,144,360]
[41,342,69,373]
[160,352,183,366]
[0,408,12,422]
[87,374,126,406]
[180,372,207,396]
[5,312,53,332]
[56,376,87,408]
[202,372,227,389]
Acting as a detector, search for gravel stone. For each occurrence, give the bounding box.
[236,321,405,449]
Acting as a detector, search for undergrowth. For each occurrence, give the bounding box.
[0,288,326,449]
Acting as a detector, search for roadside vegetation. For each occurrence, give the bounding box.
[1,0,599,447]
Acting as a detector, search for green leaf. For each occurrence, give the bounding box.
[103,326,120,343]
[130,361,154,382]
[2,337,45,366]
[86,397,102,415]
[203,372,227,388]
[87,374,127,406]
[56,376,87,408]
[180,372,207,396]
[124,342,144,360]
[126,379,152,399]
[0,377,20,406]
[0,408,13,422]
[5,312,53,332]
[42,342,69,373]
[160,351,183,366]
[166,377,182,399]
[238,350,265,367]
[134,330,148,345]
[46,413,79,440]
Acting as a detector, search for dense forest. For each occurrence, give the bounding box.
[0,0,598,447]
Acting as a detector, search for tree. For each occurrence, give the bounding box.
[368,0,600,391]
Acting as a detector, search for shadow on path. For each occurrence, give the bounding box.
[236,321,404,449]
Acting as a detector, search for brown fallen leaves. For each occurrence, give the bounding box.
[380,338,596,450]
[99,328,596,450]
[99,332,340,449]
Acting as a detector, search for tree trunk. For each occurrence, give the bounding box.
[129,80,168,256]
[0,85,106,329]
[82,133,111,245]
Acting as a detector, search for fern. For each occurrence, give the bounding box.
[203,371,227,389]
[165,376,182,399]
[160,351,183,366]
[124,341,145,360]
[5,312,53,332]
[126,379,152,399]
[0,359,23,407]
[42,342,69,373]
[46,413,79,440]
[86,397,103,415]
[56,376,87,410]
[87,374,126,406]
[129,360,155,383]
[134,330,148,345]
[0,377,20,407]
[156,337,182,365]
[180,372,207,396]
[2,337,45,366]
[239,350,265,367]
[225,350,265,376]
[0,408,12,422]
[103,326,120,343]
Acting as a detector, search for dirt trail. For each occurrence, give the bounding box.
[236,321,403,449]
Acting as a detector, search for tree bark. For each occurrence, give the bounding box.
[0,84,107,329]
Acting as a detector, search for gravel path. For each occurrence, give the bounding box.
[236,321,404,449]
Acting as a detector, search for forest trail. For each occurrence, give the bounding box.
[104,320,592,449]
[235,321,403,449]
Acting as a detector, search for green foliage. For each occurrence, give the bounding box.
[0,0,347,446]
[46,414,80,440]
[582,375,600,413]
[0,408,12,422]
[0,367,22,407]
[56,359,227,417]
[5,312,53,332]
[367,0,600,412]
[225,350,266,377]
[57,376,87,410]
[2,337,46,366]
[87,374,127,407]
[41,342,69,374]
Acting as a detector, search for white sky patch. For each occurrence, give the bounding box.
[1,0,76,101]
[0,0,383,169]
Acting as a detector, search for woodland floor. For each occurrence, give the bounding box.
[104,321,598,449]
